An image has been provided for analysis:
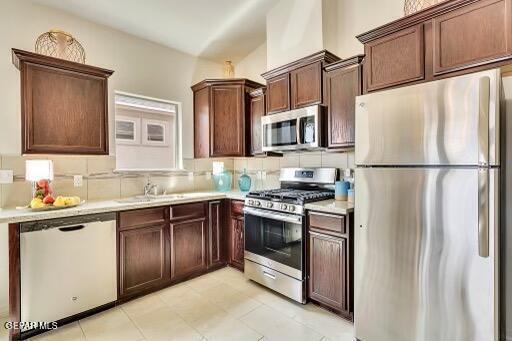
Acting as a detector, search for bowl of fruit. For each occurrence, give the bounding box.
[28,179,84,211]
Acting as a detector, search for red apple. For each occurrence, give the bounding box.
[43,195,55,205]
[37,179,49,189]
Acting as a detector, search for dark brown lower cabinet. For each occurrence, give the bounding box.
[229,200,245,271]
[208,200,225,268]
[308,232,347,312]
[119,223,170,298]
[307,211,353,321]
[170,217,208,281]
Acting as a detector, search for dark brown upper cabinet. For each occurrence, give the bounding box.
[249,88,266,155]
[12,49,113,155]
[357,0,512,93]
[432,0,512,75]
[192,79,263,158]
[291,62,323,109]
[266,75,290,114]
[262,50,340,114]
[364,25,424,92]
[324,56,364,150]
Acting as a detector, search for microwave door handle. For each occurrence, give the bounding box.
[296,117,302,145]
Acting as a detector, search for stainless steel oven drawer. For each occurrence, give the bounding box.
[244,259,305,304]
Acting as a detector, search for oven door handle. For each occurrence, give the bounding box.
[244,207,303,224]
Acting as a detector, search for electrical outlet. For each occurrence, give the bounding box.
[188,172,194,181]
[0,170,13,184]
[73,175,83,187]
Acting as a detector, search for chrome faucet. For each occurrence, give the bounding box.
[143,179,158,197]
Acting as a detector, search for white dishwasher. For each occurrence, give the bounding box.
[20,213,117,327]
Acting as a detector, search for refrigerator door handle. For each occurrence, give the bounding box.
[478,168,489,258]
[478,76,490,166]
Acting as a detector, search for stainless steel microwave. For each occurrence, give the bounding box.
[261,105,325,152]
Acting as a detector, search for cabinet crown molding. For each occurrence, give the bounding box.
[261,50,340,80]
[191,78,263,92]
[12,48,114,78]
[324,55,365,72]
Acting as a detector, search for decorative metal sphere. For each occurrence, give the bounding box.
[404,0,445,15]
[35,30,85,63]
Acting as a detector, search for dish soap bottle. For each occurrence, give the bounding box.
[238,168,252,192]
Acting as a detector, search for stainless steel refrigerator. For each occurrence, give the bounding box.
[354,69,501,341]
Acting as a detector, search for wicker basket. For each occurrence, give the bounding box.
[35,30,85,63]
[404,0,446,15]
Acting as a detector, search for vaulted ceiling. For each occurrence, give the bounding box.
[32,0,274,62]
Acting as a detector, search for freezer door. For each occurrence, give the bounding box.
[355,69,500,166]
[354,167,498,341]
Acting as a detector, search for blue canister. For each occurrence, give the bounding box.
[348,188,355,203]
[213,171,232,192]
[238,169,252,192]
[335,181,349,201]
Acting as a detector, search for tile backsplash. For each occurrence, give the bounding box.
[0,151,354,208]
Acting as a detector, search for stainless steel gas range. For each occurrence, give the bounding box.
[243,167,338,303]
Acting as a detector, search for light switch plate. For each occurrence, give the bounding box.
[0,170,13,184]
[73,175,83,187]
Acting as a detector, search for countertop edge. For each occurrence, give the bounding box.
[0,191,248,224]
[304,200,354,215]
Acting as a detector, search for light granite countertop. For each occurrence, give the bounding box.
[305,199,354,215]
[0,191,248,224]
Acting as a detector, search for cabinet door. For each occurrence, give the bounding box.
[119,224,169,297]
[210,85,244,157]
[250,92,265,155]
[208,201,224,268]
[365,24,424,91]
[308,232,347,313]
[326,65,361,149]
[230,216,245,270]
[23,63,108,154]
[170,218,207,280]
[193,86,210,158]
[266,74,290,114]
[432,0,512,75]
[291,62,322,109]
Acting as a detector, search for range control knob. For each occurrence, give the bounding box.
[288,205,296,212]
[281,204,288,211]
[255,201,262,207]
[248,200,254,205]
[266,202,274,208]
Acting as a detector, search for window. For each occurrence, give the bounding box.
[142,119,168,146]
[114,92,182,171]
[115,117,140,144]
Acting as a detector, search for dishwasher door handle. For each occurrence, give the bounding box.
[58,225,85,232]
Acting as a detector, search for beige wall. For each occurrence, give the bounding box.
[0,0,223,159]
[335,0,404,57]
[266,0,325,69]
[235,42,267,84]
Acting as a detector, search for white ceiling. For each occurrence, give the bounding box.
[32,0,274,63]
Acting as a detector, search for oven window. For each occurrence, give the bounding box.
[263,120,297,147]
[245,213,303,271]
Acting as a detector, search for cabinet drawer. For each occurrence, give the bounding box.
[231,200,245,216]
[170,202,206,221]
[365,24,424,91]
[119,207,167,230]
[308,212,346,236]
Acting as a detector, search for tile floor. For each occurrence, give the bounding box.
[20,267,353,341]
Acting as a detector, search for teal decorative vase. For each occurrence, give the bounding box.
[238,169,252,192]
[213,171,232,192]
